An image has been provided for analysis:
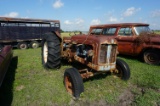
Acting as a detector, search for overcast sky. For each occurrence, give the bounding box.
[0,0,160,31]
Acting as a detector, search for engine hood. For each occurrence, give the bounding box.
[71,34,117,44]
[150,35,160,43]
[137,33,160,43]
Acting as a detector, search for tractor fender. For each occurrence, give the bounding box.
[52,31,62,42]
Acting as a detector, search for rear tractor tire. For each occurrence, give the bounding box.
[41,32,61,69]
[64,68,84,99]
[115,58,130,80]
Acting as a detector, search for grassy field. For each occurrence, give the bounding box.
[155,31,160,34]
[0,48,160,106]
[61,32,81,37]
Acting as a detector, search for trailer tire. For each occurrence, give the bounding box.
[64,68,84,99]
[41,32,61,69]
[17,42,28,49]
[30,41,39,49]
[115,58,130,80]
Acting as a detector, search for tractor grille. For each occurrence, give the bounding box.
[99,44,117,63]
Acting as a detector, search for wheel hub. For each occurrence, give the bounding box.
[65,76,73,95]
[32,43,38,48]
[43,42,48,63]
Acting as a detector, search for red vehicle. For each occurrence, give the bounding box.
[0,45,13,86]
[89,23,160,65]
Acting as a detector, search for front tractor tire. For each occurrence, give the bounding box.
[64,68,84,99]
[41,32,61,69]
[115,58,130,80]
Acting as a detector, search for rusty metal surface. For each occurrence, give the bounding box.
[89,23,149,29]
[70,34,117,45]
[0,16,60,23]
[0,45,13,86]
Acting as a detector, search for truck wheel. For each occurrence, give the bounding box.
[64,68,84,99]
[30,41,39,49]
[115,59,130,80]
[17,42,28,49]
[143,50,160,65]
[41,32,61,69]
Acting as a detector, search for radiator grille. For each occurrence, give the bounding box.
[99,44,117,63]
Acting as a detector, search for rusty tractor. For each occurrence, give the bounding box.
[41,31,130,98]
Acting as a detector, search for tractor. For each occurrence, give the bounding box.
[41,31,130,98]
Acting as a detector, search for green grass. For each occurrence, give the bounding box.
[155,31,160,34]
[61,32,71,37]
[61,32,81,37]
[0,48,160,106]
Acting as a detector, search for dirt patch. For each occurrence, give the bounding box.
[117,89,135,106]
[68,84,160,106]
[157,89,160,93]
[16,85,25,91]
[69,99,109,106]
[68,88,135,106]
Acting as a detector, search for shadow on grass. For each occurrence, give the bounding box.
[0,56,18,106]
[83,72,110,83]
[118,54,143,62]
[65,61,111,82]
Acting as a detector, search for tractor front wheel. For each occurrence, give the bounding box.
[115,58,130,80]
[64,68,84,98]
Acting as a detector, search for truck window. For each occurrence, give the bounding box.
[90,28,103,35]
[4,23,19,26]
[134,26,151,35]
[103,28,116,35]
[41,23,50,27]
[1,23,5,26]
[55,23,60,27]
[118,27,132,36]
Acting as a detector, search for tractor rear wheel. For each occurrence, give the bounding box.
[41,32,61,69]
[64,68,84,98]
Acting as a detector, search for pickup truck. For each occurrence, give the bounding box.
[89,23,160,65]
[0,45,13,86]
